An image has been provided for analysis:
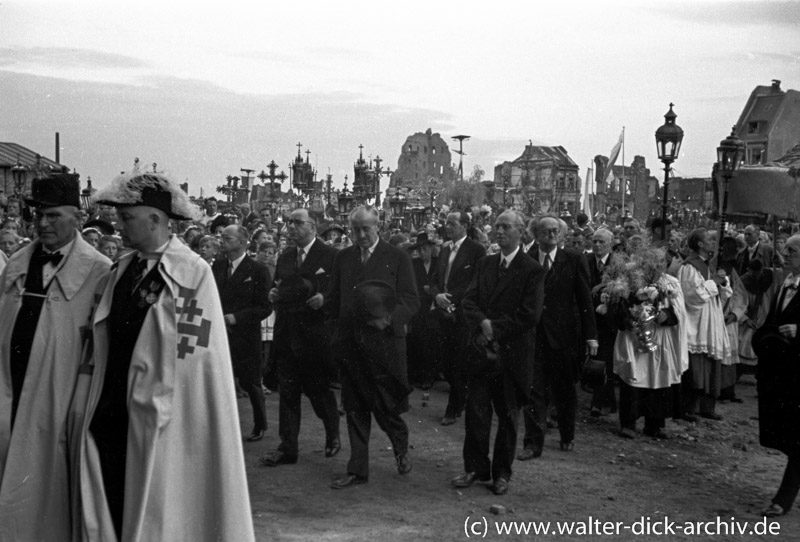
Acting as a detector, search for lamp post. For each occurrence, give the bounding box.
[655,103,684,241]
[387,187,408,226]
[11,155,28,197]
[712,126,746,263]
[336,176,355,223]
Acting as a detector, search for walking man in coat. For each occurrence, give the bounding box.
[754,234,800,517]
[519,215,598,458]
[0,173,111,541]
[432,211,486,425]
[76,171,255,541]
[452,210,544,495]
[324,205,419,489]
[260,208,341,466]
[214,224,272,442]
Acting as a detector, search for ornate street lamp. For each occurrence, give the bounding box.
[387,188,407,225]
[11,155,28,197]
[336,176,355,223]
[81,177,95,211]
[655,103,684,240]
[713,126,746,262]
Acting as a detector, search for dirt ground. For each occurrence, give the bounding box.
[239,375,798,541]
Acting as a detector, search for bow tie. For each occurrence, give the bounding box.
[32,252,64,266]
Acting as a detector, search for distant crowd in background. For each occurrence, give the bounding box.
[2,176,800,539]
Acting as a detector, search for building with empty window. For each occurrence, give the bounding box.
[389,128,455,189]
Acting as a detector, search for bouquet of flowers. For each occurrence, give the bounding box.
[597,249,672,352]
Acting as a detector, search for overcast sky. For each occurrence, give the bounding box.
[1,0,799,198]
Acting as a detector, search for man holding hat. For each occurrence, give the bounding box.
[0,171,111,540]
[260,207,341,467]
[324,205,419,489]
[73,171,254,541]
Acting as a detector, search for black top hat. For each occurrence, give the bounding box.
[352,280,397,321]
[276,273,317,311]
[752,325,793,362]
[96,175,192,220]
[25,173,81,208]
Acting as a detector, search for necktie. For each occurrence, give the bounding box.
[596,258,604,274]
[500,258,508,271]
[297,247,305,269]
[227,261,233,279]
[130,257,148,293]
[361,248,370,265]
[543,254,552,274]
[444,244,458,289]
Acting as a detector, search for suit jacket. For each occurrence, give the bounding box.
[325,240,419,411]
[431,236,485,309]
[271,239,337,383]
[412,257,437,315]
[756,274,800,455]
[586,251,616,360]
[536,247,597,352]
[737,242,774,277]
[462,251,545,403]
[213,255,271,364]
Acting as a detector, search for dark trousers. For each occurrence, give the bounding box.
[774,454,800,511]
[439,317,469,417]
[407,311,439,385]
[523,342,578,451]
[346,407,408,479]
[590,356,618,413]
[234,357,267,432]
[618,382,671,432]
[463,371,519,482]
[277,356,340,457]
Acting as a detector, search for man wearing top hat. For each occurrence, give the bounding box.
[260,207,341,467]
[73,171,255,541]
[0,171,111,541]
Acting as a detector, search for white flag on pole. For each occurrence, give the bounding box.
[601,130,624,187]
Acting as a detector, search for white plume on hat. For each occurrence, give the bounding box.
[93,167,202,221]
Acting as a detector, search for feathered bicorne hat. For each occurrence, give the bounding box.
[94,163,201,221]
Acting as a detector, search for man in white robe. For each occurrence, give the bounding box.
[73,171,255,541]
[678,228,731,421]
[0,173,110,541]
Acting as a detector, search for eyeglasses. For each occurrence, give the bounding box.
[289,218,313,226]
[540,228,560,235]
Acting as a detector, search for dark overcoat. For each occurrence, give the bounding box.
[756,276,800,456]
[325,240,419,412]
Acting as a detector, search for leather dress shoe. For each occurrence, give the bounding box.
[325,437,341,458]
[643,428,669,440]
[259,450,298,467]
[699,412,723,421]
[440,415,457,426]
[760,503,786,518]
[680,413,699,423]
[396,453,412,475]
[451,472,490,488]
[246,429,265,442]
[492,477,510,495]
[559,441,574,451]
[330,473,368,489]
[517,448,541,461]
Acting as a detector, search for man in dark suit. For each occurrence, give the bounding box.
[260,208,341,466]
[213,224,272,441]
[324,205,419,489]
[737,224,775,277]
[754,234,800,518]
[586,228,617,416]
[452,210,544,496]
[519,215,598,459]
[431,211,486,425]
[407,232,439,388]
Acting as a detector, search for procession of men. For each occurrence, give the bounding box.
[1,166,800,540]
